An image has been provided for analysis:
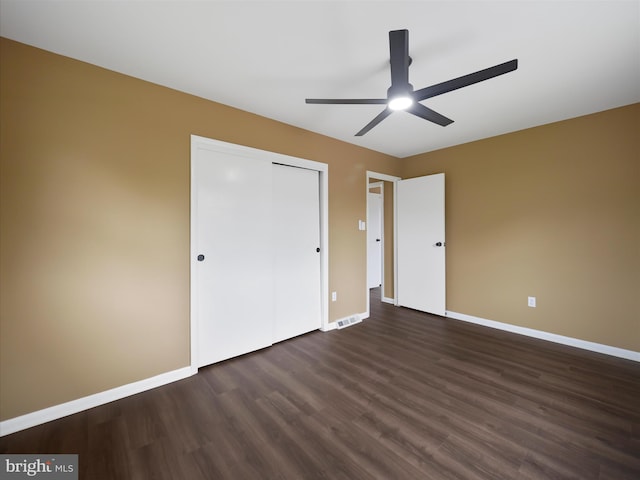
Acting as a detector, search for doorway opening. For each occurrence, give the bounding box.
[366,171,400,316]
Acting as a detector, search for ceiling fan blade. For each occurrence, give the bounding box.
[389,29,411,88]
[414,59,518,101]
[355,108,392,136]
[306,98,387,105]
[408,103,453,126]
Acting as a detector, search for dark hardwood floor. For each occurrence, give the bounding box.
[2,288,639,479]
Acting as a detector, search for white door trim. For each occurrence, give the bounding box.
[365,171,401,317]
[191,135,329,372]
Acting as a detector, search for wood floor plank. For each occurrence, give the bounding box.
[1,287,639,479]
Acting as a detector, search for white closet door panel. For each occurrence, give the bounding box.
[195,148,273,367]
[397,173,446,315]
[273,164,321,343]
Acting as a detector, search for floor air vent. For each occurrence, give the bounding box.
[336,316,361,329]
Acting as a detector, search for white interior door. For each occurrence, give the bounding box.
[193,146,274,367]
[367,192,383,288]
[396,173,446,315]
[273,164,321,343]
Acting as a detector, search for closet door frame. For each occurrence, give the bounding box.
[189,135,329,372]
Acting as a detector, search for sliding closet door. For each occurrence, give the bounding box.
[272,164,321,343]
[193,146,274,367]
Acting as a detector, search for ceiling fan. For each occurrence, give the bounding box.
[306,29,518,136]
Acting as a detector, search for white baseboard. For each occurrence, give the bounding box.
[446,311,640,363]
[321,322,337,332]
[382,296,395,304]
[0,366,194,437]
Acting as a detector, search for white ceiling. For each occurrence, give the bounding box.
[1,1,639,158]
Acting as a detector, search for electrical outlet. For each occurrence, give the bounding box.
[528,296,536,308]
[332,291,337,302]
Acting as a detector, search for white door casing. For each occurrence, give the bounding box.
[364,171,401,312]
[396,173,446,315]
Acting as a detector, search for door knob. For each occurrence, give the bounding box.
[435,242,443,247]
[197,254,205,261]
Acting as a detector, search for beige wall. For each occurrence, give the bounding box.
[0,38,401,420]
[401,103,640,352]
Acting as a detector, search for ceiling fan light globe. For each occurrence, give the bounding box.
[388,96,413,111]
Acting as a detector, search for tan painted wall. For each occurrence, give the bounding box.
[401,103,640,352]
[0,38,401,420]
